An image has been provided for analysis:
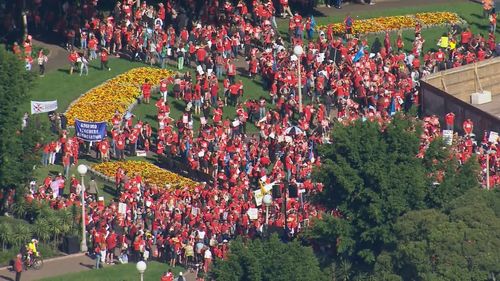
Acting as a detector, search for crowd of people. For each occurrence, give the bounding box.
[9,0,500,279]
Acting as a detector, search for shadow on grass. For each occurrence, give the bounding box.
[57,68,70,74]
[470,13,484,19]
[102,184,117,196]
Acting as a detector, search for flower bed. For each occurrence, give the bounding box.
[92,161,199,189]
[317,12,465,35]
[65,67,174,126]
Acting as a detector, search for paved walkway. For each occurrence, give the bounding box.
[0,253,92,281]
[0,254,195,281]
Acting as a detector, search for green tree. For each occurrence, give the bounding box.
[0,47,45,213]
[210,234,327,281]
[309,115,480,274]
[381,189,500,281]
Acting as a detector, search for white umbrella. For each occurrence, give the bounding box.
[285,126,303,135]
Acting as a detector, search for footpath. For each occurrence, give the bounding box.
[0,254,195,281]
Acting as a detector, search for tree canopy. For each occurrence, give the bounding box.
[308,115,480,276]
[210,234,326,281]
[374,189,500,280]
[0,47,44,212]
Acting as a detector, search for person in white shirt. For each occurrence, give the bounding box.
[80,55,89,76]
[203,247,212,273]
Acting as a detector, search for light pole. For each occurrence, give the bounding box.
[263,194,273,226]
[21,11,28,39]
[136,260,147,281]
[77,164,88,252]
[486,149,495,190]
[293,45,304,113]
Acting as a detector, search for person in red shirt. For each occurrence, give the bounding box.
[445,112,455,130]
[100,47,110,71]
[115,133,125,160]
[161,269,174,281]
[99,139,110,161]
[68,50,79,75]
[461,28,472,46]
[463,119,474,135]
[106,229,117,264]
[142,79,152,104]
[14,253,23,281]
[88,35,98,60]
[226,59,236,84]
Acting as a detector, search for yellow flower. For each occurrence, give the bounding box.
[93,160,199,189]
[65,67,175,126]
[317,12,463,35]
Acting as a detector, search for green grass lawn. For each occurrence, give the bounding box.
[38,262,185,281]
[277,1,491,54]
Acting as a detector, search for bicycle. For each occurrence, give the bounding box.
[24,254,44,270]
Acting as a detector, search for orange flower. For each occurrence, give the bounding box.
[65,67,174,126]
[317,12,463,35]
[93,160,199,189]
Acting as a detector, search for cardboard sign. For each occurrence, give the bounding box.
[200,116,207,125]
[489,131,499,144]
[254,189,263,206]
[118,202,127,215]
[247,208,258,220]
[442,130,453,146]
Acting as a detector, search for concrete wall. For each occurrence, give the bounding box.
[420,81,500,137]
[423,57,500,103]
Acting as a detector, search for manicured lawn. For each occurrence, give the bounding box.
[38,262,184,281]
[26,58,146,114]
[277,1,491,53]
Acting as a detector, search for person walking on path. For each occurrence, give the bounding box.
[37,50,48,77]
[14,253,23,281]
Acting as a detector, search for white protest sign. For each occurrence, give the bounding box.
[489,131,499,144]
[118,202,127,215]
[254,189,263,206]
[247,208,258,220]
[442,130,453,146]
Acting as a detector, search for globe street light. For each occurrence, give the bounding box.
[293,45,304,113]
[77,164,88,253]
[136,260,147,281]
[263,194,273,226]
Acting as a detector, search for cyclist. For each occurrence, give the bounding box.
[26,239,39,264]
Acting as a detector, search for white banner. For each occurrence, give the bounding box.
[31,100,58,114]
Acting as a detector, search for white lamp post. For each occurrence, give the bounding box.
[136,261,147,281]
[77,164,88,252]
[486,150,495,190]
[293,45,304,113]
[263,194,273,226]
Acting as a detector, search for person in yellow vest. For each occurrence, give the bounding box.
[438,33,449,49]
[449,36,457,51]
